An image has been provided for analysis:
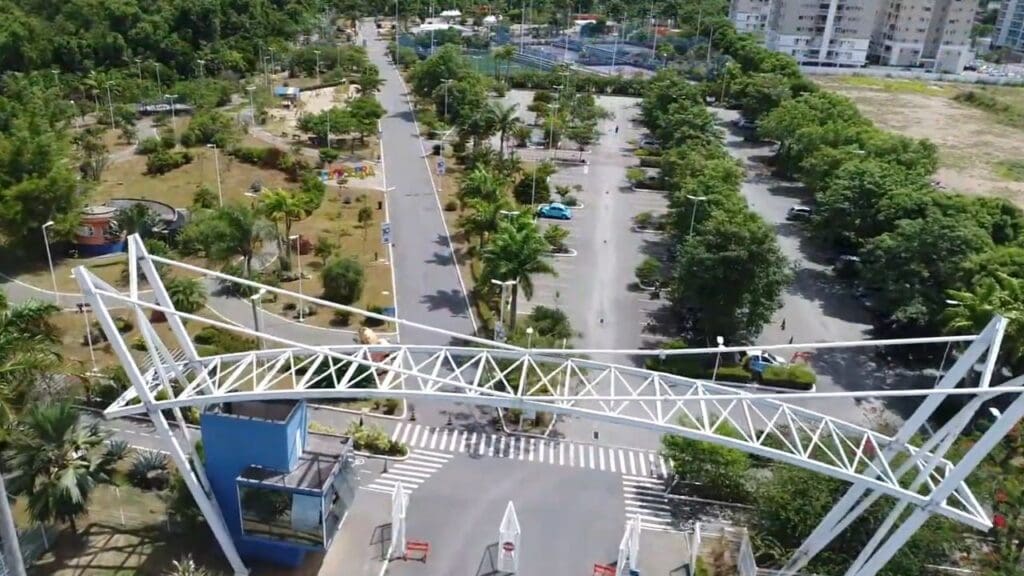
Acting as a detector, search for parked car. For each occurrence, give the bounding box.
[639,138,661,152]
[786,205,813,221]
[734,117,757,129]
[743,350,789,374]
[537,203,572,220]
[833,255,862,279]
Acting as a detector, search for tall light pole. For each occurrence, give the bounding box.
[41,221,59,306]
[547,102,560,160]
[164,94,178,141]
[442,78,453,121]
[134,58,143,81]
[207,144,223,206]
[105,81,116,129]
[520,0,528,53]
[69,100,80,128]
[490,279,516,341]
[250,288,267,350]
[197,59,206,78]
[685,195,707,236]
[153,61,162,89]
[706,26,716,68]
[246,85,256,126]
[711,336,725,383]
[313,49,321,84]
[51,69,60,90]
[289,235,305,322]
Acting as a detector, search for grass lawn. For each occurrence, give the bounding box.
[827,75,955,96]
[263,186,395,329]
[95,146,296,209]
[995,159,1024,182]
[0,252,127,296]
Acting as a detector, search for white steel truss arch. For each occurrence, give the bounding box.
[74,235,1023,576]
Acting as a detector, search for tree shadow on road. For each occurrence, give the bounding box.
[786,267,873,326]
[419,289,470,315]
[425,251,454,266]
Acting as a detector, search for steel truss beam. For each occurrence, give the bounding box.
[74,236,1022,576]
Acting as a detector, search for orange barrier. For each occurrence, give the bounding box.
[404,540,430,561]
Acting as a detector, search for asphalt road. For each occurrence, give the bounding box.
[361,20,475,344]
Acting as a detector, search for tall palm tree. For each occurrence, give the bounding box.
[204,204,274,277]
[258,188,307,266]
[458,196,514,250]
[496,45,517,82]
[0,296,61,434]
[458,167,507,204]
[943,273,1024,370]
[481,218,556,329]
[458,104,497,152]
[492,103,521,160]
[9,402,123,533]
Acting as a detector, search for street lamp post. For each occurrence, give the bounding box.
[71,293,99,375]
[134,58,143,81]
[711,336,725,383]
[51,69,60,90]
[442,78,452,121]
[250,288,267,350]
[685,195,708,236]
[153,61,162,89]
[526,327,535,348]
[289,235,305,322]
[706,26,716,68]
[207,144,223,206]
[547,102,560,160]
[165,94,178,140]
[197,59,206,78]
[498,210,520,223]
[246,85,256,127]
[105,81,116,129]
[490,279,516,340]
[69,100,80,128]
[313,49,321,84]
[41,221,59,306]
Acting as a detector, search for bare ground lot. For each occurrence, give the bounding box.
[817,77,1024,206]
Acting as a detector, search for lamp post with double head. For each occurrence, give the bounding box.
[41,221,59,306]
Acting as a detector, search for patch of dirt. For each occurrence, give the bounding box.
[827,85,1024,206]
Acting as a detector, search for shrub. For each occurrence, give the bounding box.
[314,235,339,262]
[346,422,406,456]
[513,175,550,205]
[180,110,238,148]
[761,364,817,390]
[444,199,459,211]
[543,224,570,253]
[634,211,654,228]
[131,335,147,351]
[128,450,170,491]
[363,304,387,327]
[319,147,341,165]
[635,257,661,286]
[714,366,753,383]
[332,310,352,326]
[135,137,168,155]
[321,256,365,305]
[113,315,134,333]
[373,398,401,415]
[626,167,646,185]
[194,327,257,355]
[561,194,579,207]
[146,149,193,175]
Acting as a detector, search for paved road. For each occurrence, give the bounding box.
[715,109,934,425]
[361,20,475,344]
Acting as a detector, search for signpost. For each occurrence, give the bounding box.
[381,221,392,245]
[437,159,446,175]
[496,501,521,573]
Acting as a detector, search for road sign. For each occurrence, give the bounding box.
[381,221,392,245]
[437,159,446,175]
[502,541,515,553]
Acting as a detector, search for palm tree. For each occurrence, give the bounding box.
[204,204,274,277]
[481,218,556,329]
[458,104,497,151]
[511,123,531,149]
[0,296,62,434]
[943,273,1024,370]
[458,196,513,250]
[458,167,507,204]
[492,103,521,160]
[166,555,211,576]
[258,189,307,266]
[115,203,158,238]
[165,277,208,314]
[9,402,123,533]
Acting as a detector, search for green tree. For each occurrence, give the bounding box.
[671,206,790,339]
[410,44,472,99]
[9,402,124,533]
[492,103,521,160]
[731,72,793,121]
[357,205,374,239]
[192,185,218,210]
[543,224,570,253]
[565,119,599,161]
[165,555,212,576]
[481,218,555,329]
[347,95,386,145]
[164,276,208,314]
[0,295,61,437]
[115,203,158,238]
[661,420,752,502]
[321,256,365,305]
[259,188,306,265]
[73,127,109,182]
[458,196,513,249]
[195,204,273,277]
[458,167,507,204]
[942,273,1024,370]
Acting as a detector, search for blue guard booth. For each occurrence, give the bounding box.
[201,401,358,567]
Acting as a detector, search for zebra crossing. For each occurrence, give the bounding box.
[389,423,669,477]
[621,474,676,532]
[361,449,455,495]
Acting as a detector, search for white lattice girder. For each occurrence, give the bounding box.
[102,342,993,530]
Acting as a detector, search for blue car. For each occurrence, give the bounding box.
[537,203,572,220]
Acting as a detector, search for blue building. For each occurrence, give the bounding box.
[201,401,357,567]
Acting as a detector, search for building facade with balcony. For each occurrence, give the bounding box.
[995,0,1024,53]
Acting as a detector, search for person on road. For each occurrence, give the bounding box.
[615,125,619,134]
[781,318,787,330]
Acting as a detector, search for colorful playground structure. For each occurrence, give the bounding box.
[319,163,376,183]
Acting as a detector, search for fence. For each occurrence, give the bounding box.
[688,522,767,576]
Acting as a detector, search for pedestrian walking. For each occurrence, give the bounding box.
[615,125,619,134]
[781,318,787,330]
[788,336,794,345]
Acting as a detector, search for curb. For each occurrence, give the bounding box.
[311,399,408,421]
[548,248,578,257]
[354,449,411,461]
[631,225,663,234]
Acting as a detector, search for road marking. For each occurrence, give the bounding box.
[451,430,461,451]
[528,439,536,462]
[387,467,432,478]
[489,434,497,457]
[461,432,471,453]
[659,456,668,477]
[549,441,555,462]
[579,444,586,468]
[377,475,425,486]
[518,438,527,460]
[441,429,451,450]
[391,422,404,441]
[619,450,627,474]
[429,428,440,450]
[595,446,602,470]
[609,448,617,473]
[500,436,507,457]
[639,454,648,476]
[408,425,422,447]
[559,443,565,466]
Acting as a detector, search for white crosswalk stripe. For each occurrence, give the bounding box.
[361,449,455,495]
[621,475,677,532]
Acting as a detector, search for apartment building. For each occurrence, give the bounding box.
[760,0,881,66]
[732,0,978,71]
[994,0,1024,52]
[874,0,975,72]
[730,0,772,32]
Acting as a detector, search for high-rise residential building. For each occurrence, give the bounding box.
[994,0,1024,51]
[731,0,978,71]
[759,0,882,66]
[730,0,772,32]
[873,0,976,72]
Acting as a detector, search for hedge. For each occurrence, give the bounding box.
[194,327,257,355]
[761,364,817,390]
